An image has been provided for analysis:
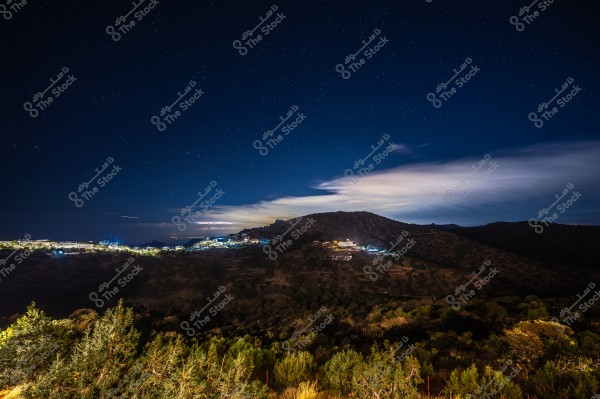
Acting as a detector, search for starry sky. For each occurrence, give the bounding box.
[1,0,599,243]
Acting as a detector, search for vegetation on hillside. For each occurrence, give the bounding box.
[1,298,598,398]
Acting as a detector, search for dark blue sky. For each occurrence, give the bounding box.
[1,0,599,243]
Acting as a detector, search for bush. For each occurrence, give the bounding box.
[1,301,596,399]
[531,359,599,399]
[29,300,140,398]
[0,302,74,389]
[274,351,314,389]
[444,363,522,399]
[319,349,362,395]
[351,350,422,399]
[24,302,270,399]
[503,320,575,373]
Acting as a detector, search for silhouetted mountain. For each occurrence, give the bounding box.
[426,223,462,230]
[240,211,598,295]
[452,221,600,267]
[241,211,429,246]
[243,211,594,267]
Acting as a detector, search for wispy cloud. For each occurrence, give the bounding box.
[191,141,599,229]
[194,221,236,225]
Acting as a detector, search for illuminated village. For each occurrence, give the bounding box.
[0,236,381,259]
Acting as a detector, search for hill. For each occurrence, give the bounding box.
[451,221,600,267]
[1,211,598,339]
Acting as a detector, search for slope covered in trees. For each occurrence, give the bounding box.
[1,299,598,398]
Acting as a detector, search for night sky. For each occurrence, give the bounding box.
[1,0,599,243]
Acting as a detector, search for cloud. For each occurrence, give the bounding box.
[192,141,600,229]
[194,221,236,225]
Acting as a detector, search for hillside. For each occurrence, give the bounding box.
[1,212,598,338]
[242,211,595,291]
[451,221,600,267]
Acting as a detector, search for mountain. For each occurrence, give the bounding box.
[426,223,462,230]
[241,211,427,246]
[241,211,596,291]
[451,221,600,267]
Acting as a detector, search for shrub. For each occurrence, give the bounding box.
[444,363,522,399]
[531,358,599,399]
[319,349,362,395]
[503,320,575,373]
[0,302,74,389]
[274,351,314,389]
[28,300,140,398]
[351,350,422,399]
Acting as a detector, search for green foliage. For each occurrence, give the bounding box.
[531,358,599,399]
[120,334,210,399]
[22,303,269,399]
[445,364,480,397]
[28,300,140,398]
[101,332,269,399]
[578,330,600,359]
[206,338,269,398]
[227,335,275,376]
[368,307,383,323]
[0,302,74,389]
[274,351,314,389]
[483,301,509,323]
[351,350,422,399]
[1,300,598,399]
[503,319,575,372]
[409,305,431,319]
[319,349,362,395]
[444,363,522,399]
[517,297,549,319]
